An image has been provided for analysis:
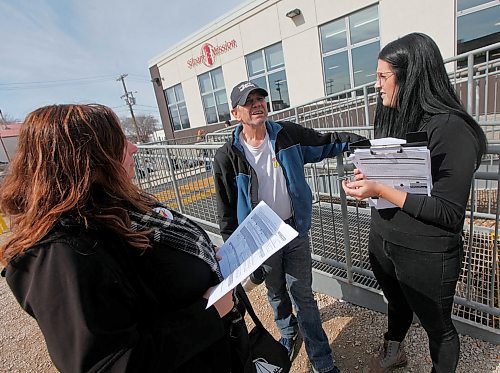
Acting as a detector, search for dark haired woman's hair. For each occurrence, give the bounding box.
[374,32,487,166]
[0,104,153,264]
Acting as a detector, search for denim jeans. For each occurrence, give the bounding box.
[263,234,334,372]
[369,229,462,373]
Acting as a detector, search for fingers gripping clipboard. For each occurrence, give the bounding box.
[349,133,432,209]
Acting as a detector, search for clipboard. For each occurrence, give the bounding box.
[349,132,432,209]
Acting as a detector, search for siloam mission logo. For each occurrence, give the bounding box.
[187,39,238,69]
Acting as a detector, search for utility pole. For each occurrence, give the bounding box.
[117,74,141,143]
[0,109,7,129]
[0,108,10,162]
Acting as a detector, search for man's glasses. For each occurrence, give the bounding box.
[375,72,395,85]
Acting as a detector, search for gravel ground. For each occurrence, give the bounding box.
[0,274,498,373]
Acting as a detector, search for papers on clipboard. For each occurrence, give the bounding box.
[349,137,432,209]
[206,201,298,308]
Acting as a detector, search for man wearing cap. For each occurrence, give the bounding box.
[213,81,364,373]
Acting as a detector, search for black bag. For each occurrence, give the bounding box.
[236,287,291,373]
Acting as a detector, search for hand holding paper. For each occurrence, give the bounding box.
[346,137,432,209]
[206,201,298,308]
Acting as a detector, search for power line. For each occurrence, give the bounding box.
[0,75,116,86]
[135,104,158,109]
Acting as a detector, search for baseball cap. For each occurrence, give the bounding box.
[230,81,268,108]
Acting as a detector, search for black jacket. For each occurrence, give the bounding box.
[372,113,481,251]
[5,219,231,373]
[213,120,363,240]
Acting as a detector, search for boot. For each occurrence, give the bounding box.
[365,339,408,373]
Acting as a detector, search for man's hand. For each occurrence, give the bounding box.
[335,132,367,144]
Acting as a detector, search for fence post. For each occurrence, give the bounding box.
[336,154,354,284]
[490,165,500,307]
[164,148,184,214]
[467,53,474,115]
[363,85,370,127]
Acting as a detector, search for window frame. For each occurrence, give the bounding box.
[164,83,190,132]
[198,67,230,124]
[319,4,380,96]
[245,42,291,112]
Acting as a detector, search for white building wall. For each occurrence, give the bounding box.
[315,0,378,25]
[151,0,459,130]
[378,0,455,59]
[239,5,282,53]
[282,27,325,105]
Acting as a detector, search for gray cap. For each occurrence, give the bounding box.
[230,81,268,108]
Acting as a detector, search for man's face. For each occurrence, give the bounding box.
[231,92,268,127]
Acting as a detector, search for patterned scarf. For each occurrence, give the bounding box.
[128,204,223,281]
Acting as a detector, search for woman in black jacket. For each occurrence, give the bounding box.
[342,33,487,373]
[0,104,246,372]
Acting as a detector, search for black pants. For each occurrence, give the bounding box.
[368,229,462,373]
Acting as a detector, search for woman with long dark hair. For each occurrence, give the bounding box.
[0,104,247,372]
[342,33,486,372]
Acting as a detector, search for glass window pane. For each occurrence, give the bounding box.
[214,90,228,105]
[458,0,494,11]
[352,42,380,87]
[202,94,216,108]
[174,84,184,102]
[169,107,181,131]
[349,5,379,44]
[268,70,290,111]
[247,50,265,76]
[212,68,225,89]
[165,88,176,104]
[320,19,347,53]
[205,107,218,124]
[324,51,351,95]
[265,43,284,70]
[198,73,212,93]
[179,105,190,129]
[457,5,500,52]
[217,103,230,122]
[251,76,267,92]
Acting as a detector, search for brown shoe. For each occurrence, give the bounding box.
[365,339,408,373]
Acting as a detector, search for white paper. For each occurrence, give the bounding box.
[350,138,432,209]
[369,137,406,146]
[206,201,298,308]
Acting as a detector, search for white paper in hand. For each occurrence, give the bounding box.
[206,201,298,308]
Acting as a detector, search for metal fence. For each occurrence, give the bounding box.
[133,142,500,343]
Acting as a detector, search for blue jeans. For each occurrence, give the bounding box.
[263,234,334,372]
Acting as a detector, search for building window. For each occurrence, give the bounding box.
[198,67,230,124]
[246,43,290,112]
[457,0,500,64]
[165,84,190,131]
[319,5,380,95]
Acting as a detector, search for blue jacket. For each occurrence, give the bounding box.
[213,120,362,239]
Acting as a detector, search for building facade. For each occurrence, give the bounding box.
[148,0,500,139]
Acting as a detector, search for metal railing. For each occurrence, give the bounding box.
[133,143,500,342]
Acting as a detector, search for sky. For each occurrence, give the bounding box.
[0,0,247,122]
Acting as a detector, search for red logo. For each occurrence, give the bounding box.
[202,43,214,67]
[187,39,238,69]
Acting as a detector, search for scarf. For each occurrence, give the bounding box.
[128,204,223,282]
